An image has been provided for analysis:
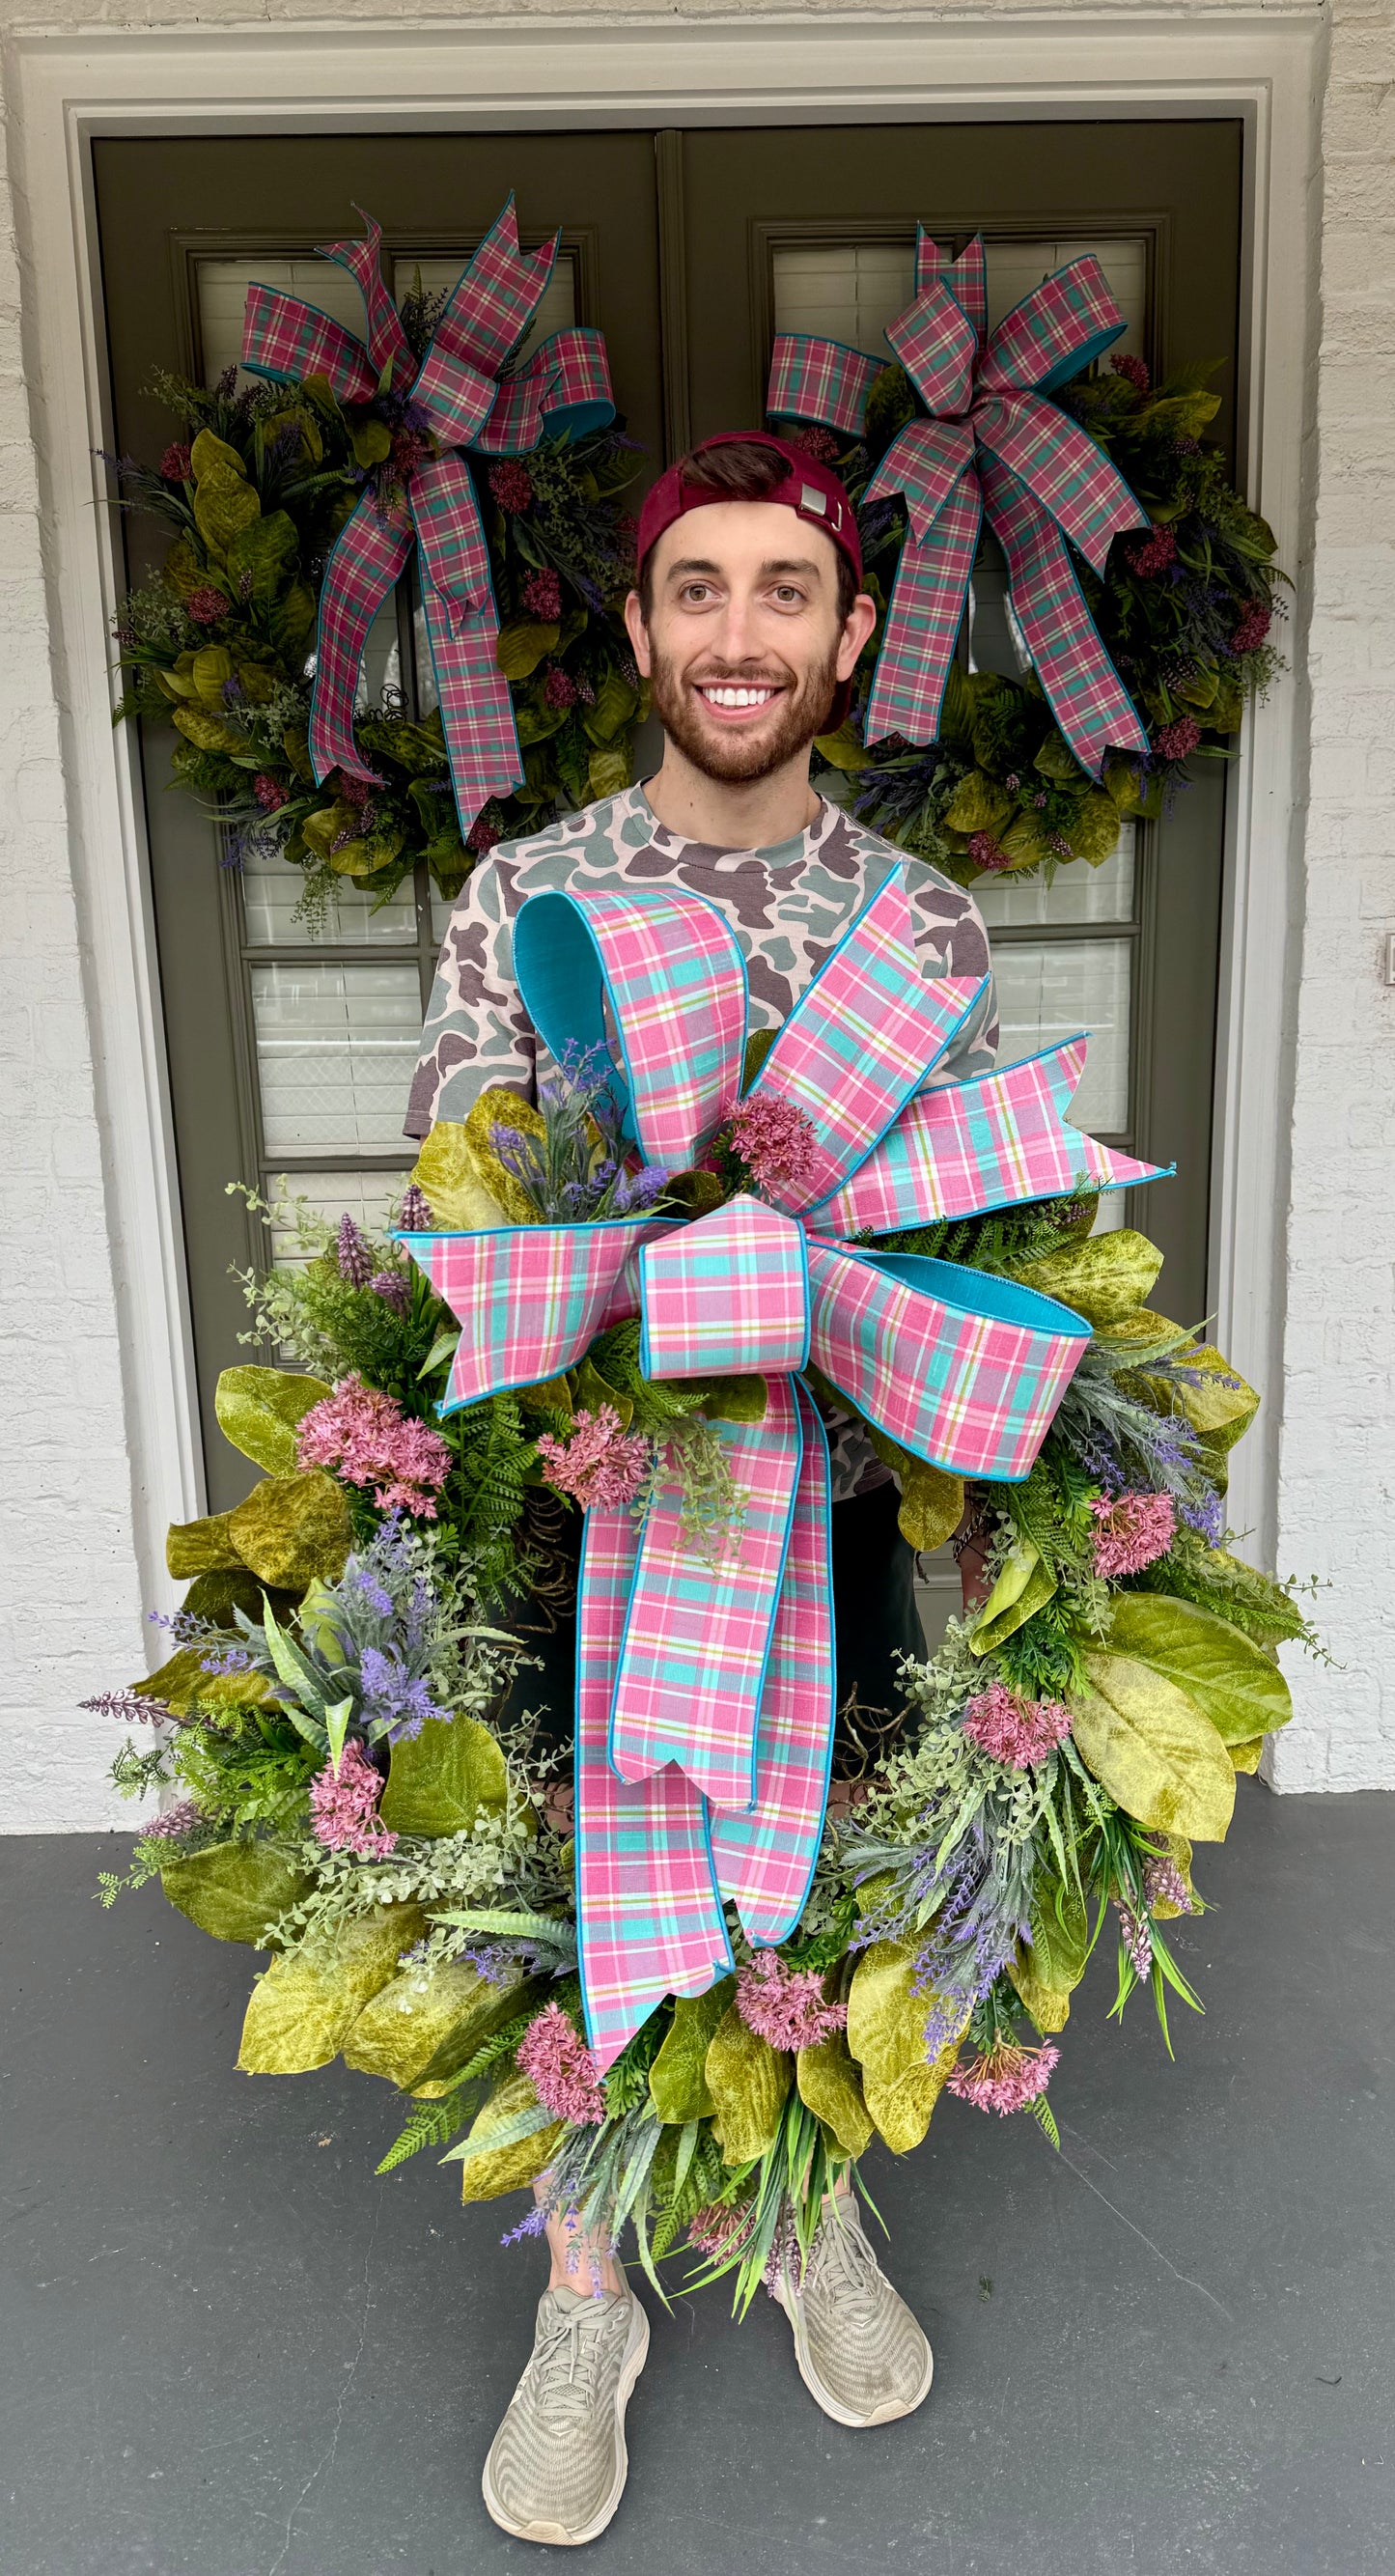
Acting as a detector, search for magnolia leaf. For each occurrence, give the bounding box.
[409,1974,547,2093]
[349,418,392,470]
[1021,1869,1090,2001]
[166,1509,245,1579]
[378,1712,510,1839]
[581,667,638,743]
[344,1958,524,2089]
[172,706,247,757]
[1102,754,1144,814]
[1144,1343,1259,1454]
[463,1088,550,1226]
[1148,1829,1199,1913]
[1071,790,1123,866]
[813,719,870,772]
[192,461,262,562]
[1102,1592,1292,1745]
[163,534,211,600]
[227,1470,353,1589]
[189,429,248,483]
[705,2004,792,2164]
[997,813,1051,870]
[237,1905,426,2073]
[697,1375,767,1425]
[1033,730,1083,782]
[795,2030,874,2157]
[845,1939,957,2086]
[159,1838,312,1946]
[328,825,405,882]
[496,617,560,681]
[1230,1737,1265,1776]
[587,744,631,802]
[190,644,235,711]
[455,2070,565,2202]
[862,2038,962,2153]
[573,1357,633,1430]
[969,1533,1057,1657]
[661,1168,726,1218]
[1016,1228,1165,1325]
[1070,1658,1237,1840]
[131,1644,274,1720]
[1007,1946,1074,2034]
[180,1568,298,1628]
[649,1978,734,2123]
[407,1119,513,1230]
[942,769,1013,834]
[865,1423,963,1552]
[214,1366,331,1473]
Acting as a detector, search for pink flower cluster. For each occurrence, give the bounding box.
[543,666,577,712]
[522,567,563,621]
[488,460,533,514]
[535,1406,651,1513]
[308,1739,398,1859]
[966,830,1013,874]
[963,1682,1071,1769]
[686,2200,753,2259]
[1230,602,1271,656]
[160,441,193,482]
[1143,1850,1196,1917]
[948,2040,1060,2116]
[466,813,502,856]
[253,772,289,812]
[1090,1489,1176,1578]
[144,1799,203,1842]
[722,1089,822,1201]
[1110,351,1151,392]
[736,1948,848,2053]
[296,1374,453,1518]
[1128,525,1178,578]
[516,2002,607,2124]
[1153,714,1202,763]
[186,586,228,626]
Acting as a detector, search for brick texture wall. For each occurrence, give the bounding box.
[0,0,1390,1824]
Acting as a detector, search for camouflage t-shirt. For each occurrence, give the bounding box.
[405,783,997,1500]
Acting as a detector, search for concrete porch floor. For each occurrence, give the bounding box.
[3,1787,1392,2576]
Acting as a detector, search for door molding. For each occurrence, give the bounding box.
[10,9,1322,1604]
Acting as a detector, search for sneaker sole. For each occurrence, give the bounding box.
[773,2277,934,2430]
[481,2296,651,2546]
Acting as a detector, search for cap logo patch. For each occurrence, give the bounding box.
[800,485,827,516]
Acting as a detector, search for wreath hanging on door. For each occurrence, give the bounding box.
[106,215,1284,924]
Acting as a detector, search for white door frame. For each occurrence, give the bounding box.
[10,9,1323,1600]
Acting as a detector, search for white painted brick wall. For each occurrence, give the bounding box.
[1,0,1391,1821]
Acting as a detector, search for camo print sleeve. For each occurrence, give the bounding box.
[405,787,996,1137]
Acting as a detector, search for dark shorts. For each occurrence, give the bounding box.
[502,1481,925,1779]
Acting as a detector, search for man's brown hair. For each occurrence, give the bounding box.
[637,435,858,625]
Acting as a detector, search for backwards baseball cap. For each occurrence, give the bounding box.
[635,432,863,591]
[635,433,864,731]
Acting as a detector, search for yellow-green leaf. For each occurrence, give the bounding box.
[166,1509,245,1580]
[237,1905,425,2073]
[1071,790,1124,866]
[845,1939,959,2086]
[1102,1592,1292,1746]
[1230,1737,1264,1776]
[343,1958,522,2088]
[649,1977,735,2123]
[189,430,248,484]
[969,1533,1057,1657]
[407,1119,513,1230]
[813,719,870,772]
[942,769,1012,834]
[1007,1946,1074,2034]
[587,743,631,802]
[1033,730,1083,782]
[573,1356,633,1430]
[160,1839,312,1946]
[190,644,235,711]
[409,1974,546,2094]
[496,617,560,681]
[705,2004,792,2164]
[227,1470,353,1589]
[1070,1657,1237,1840]
[796,2030,874,2157]
[214,1366,331,1474]
[171,706,246,757]
[457,2070,565,2202]
[133,1644,275,1720]
[349,418,392,469]
[464,1089,550,1226]
[192,459,261,561]
[378,1712,510,1839]
[1016,1227,1165,1325]
[698,1376,768,1425]
[863,2038,962,2152]
[866,1423,964,1553]
[1146,1343,1259,1455]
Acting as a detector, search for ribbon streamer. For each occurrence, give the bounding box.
[242,200,615,834]
[767,230,1153,778]
[402,864,1166,2068]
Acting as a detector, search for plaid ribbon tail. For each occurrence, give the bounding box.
[395,1218,672,1410]
[805,1236,1092,1483]
[979,450,1150,776]
[473,327,617,455]
[709,1383,836,1945]
[411,452,524,830]
[766,333,883,437]
[307,490,415,787]
[574,1504,736,2076]
[316,208,414,381]
[810,1037,1171,1235]
[240,284,379,405]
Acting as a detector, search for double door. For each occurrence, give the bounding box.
[95,120,1242,1506]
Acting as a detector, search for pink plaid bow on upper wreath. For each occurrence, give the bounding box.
[768,232,1154,779]
[241,202,614,833]
[401,869,1166,2068]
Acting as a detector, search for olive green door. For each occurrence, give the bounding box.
[95,120,1242,1508]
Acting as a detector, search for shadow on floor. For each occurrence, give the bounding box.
[2,1786,1392,2576]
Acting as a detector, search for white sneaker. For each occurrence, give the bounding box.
[482,2273,650,2545]
[773,2196,934,2427]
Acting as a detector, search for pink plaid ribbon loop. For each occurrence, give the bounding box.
[240,195,616,834]
[401,869,1169,2067]
[767,231,1153,778]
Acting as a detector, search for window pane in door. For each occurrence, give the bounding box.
[771,234,1145,361]
[241,848,419,947]
[992,938,1130,1133]
[251,961,425,1155]
[976,828,1136,927]
[266,1166,412,1261]
[196,249,575,385]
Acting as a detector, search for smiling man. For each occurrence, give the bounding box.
[406,432,999,2547]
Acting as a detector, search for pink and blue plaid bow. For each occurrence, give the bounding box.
[241,201,614,833]
[401,868,1165,2068]
[767,232,1153,779]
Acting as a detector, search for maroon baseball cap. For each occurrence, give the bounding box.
[635,433,863,733]
[636,431,863,587]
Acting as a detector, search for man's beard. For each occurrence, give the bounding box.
[647,644,841,785]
